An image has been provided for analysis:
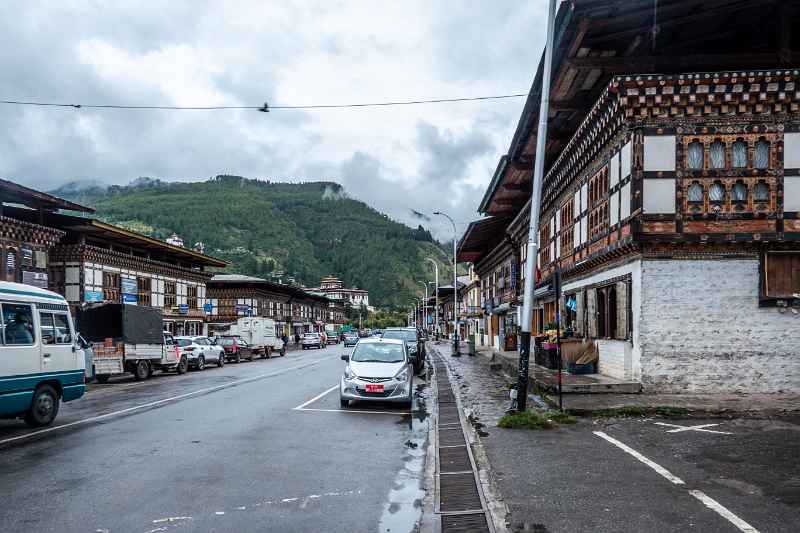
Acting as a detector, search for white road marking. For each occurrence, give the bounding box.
[152,516,191,523]
[293,385,338,410]
[297,407,412,415]
[689,490,761,532]
[655,422,733,435]
[214,511,225,516]
[595,431,761,532]
[0,355,336,446]
[593,431,685,485]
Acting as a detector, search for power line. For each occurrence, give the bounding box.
[0,93,527,112]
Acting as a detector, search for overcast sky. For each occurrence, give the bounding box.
[0,1,548,239]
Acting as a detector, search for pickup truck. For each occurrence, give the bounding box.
[77,303,184,382]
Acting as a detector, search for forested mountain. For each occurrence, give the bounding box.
[52,175,453,309]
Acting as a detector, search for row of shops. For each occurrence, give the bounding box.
[0,179,348,336]
[453,0,800,394]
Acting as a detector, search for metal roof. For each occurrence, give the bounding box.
[456,216,513,264]
[0,178,94,213]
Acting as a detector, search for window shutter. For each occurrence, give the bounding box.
[575,291,585,336]
[616,281,628,340]
[587,289,598,337]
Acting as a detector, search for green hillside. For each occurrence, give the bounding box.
[52,175,453,309]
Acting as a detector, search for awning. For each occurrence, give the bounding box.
[491,303,511,315]
[456,216,512,264]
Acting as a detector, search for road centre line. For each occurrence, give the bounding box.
[0,355,337,447]
[654,422,733,435]
[594,431,760,533]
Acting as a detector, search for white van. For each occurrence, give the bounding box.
[0,281,85,426]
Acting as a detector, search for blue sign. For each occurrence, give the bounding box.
[203,303,213,314]
[122,293,138,304]
[85,290,103,303]
[179,304,189,314]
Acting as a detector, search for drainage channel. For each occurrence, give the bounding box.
[433,352,493,533]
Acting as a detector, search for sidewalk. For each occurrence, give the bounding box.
[463,342,800,417]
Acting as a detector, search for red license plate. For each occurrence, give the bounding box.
[365,384,384,393]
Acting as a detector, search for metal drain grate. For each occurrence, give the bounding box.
[439,445,471,472]
[438,428,467,447]
[442,513,491,533]
[439,472,483,512]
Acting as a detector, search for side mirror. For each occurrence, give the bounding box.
[340,354,349,361]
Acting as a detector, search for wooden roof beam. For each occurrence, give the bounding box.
[565,51,787,70]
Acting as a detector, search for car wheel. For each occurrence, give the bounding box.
[177,355,188,374]
[196,356,205,371]
[133,359,150,381]
[24,384,60,427]
[217,353,225,367]
[280,347,286,357]
[95,374,111,384]
[340,398,349,408]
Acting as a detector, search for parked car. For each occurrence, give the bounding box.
[0,282,85,427]
[382,327,426,375]
[339,338,412,408]
[325,330,339,345]
[174,336,225,370]
[218,335,256,363]
[343,333,359,347]
[301,333,324,350]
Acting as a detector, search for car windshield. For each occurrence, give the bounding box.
[350,342,405,363]
[175,339,192,347]
[382,329,416,342]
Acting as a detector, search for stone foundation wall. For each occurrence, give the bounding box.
[639,258,800,393]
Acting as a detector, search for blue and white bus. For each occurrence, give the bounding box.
[0,281,85,426]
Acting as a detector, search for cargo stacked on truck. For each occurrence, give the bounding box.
[225,317,285,357]
[77,303,184,382]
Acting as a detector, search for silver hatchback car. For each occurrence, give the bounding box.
[339,338,412,408]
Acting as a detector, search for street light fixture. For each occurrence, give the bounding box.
[425,258,439,340]
[433,211,460,356]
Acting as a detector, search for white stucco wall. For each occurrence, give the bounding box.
[639,259,800,393]
[562,259,642,381]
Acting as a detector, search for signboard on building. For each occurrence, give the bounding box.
[121,278,138,305]
[85,290,103,302]
[22,271,47,288]
[203,302,213,314]
[179,303,189,314]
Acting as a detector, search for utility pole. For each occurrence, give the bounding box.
[517,0,557,412]
[417,280,428,332]
[425,258,439,340]
[433,211,460,356]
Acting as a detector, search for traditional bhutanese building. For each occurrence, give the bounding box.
[459,0,800,393]
[308,276,370,309]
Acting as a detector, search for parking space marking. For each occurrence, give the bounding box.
[294,385,339,410]
[594,431,760,533]
[0,355,336,447]
[654,422,732,435]
[594,431,685,485]
[293,385,412,415]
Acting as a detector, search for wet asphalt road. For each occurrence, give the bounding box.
[0,345,431,533]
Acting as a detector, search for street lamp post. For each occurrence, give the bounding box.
[417,280,428,333]
[433,211,460,356]
[425,258,439,340]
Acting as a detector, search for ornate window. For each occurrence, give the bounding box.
[709,182,725,203]
[732,181,747,202]
[4,248,17,282]
[754,181,769,202]
[755,139,770,169]
[709,140,726,169]
[687,182,703,203]
[687,141,704,169]
[732,140,747,168]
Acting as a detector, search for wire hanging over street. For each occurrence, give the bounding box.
[0,93,527,112]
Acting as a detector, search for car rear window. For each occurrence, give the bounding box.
[219,338,235,346]
[176,339,192,347]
